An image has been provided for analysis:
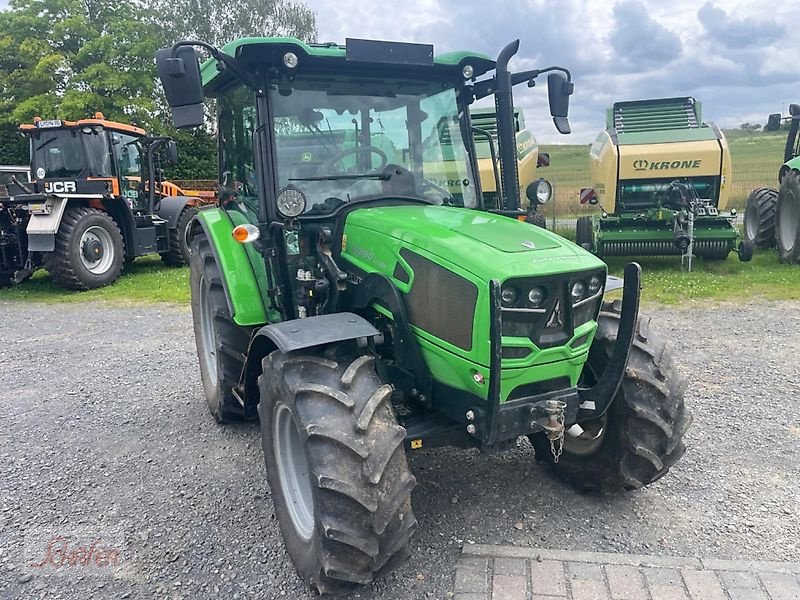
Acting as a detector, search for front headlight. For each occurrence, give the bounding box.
[501,285,518,307]
[588,275,602,295]
[277,186,306,218]
[570,280,586,302]
[527,286,545,307]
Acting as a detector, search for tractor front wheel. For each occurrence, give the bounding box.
[776,172,800,264]
[744,187,777,249]
[190,231,251,422]
[258,350,417,595]
[530,301,692,493]
[161,206,198,266]
[45,206,124,290]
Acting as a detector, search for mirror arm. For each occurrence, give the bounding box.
[170,40,258,90]
[472,78,497,100]
[510,66,573,88]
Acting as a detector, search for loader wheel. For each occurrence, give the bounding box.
[258,350,417,595]
[190,232,251,422]
[744,187,777,249]
[45,206,124,290]
[530,301,692,493]
[576,216,593,250]
[161,206,198,266]
[776,171,800,264]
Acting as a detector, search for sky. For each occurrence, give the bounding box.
[302,0,800,143]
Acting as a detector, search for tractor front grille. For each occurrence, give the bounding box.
[500,270,604,350]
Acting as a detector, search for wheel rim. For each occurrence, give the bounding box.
[79,226,115,274]
[198,276,218,389]
[563,413,607,455]
[779,192,799,253]
[273,402,315,541]
[566,360,608,455]
[744,203,759,241]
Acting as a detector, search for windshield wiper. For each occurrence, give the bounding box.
[289,172,392,182]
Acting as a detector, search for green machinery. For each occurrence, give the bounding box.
[156,36,691,594]
[744,103,800,263]
[577,97,751,267]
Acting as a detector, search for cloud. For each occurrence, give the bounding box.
[609,0,683,69]
[698,2,785,48]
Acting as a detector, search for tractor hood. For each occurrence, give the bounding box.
[341,204,604,281]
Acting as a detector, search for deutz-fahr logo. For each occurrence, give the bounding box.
[633,159,702,171]
[44,181,77,193]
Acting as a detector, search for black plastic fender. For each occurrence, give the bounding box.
[155,195,194,228]
[253,312,379,354]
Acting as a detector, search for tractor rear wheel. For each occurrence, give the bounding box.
[45,206,124,290]
[190,231,251,422]
[744,187,777,249]
[530,301,691,493]
[776,172,800,264]
[576,216,593,250]
[161,206,198,267]
[258,350,417,595]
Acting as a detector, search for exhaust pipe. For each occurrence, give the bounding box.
[494,40,521,211]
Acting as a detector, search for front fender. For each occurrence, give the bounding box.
[193,208,268,327]
[156,195,193,228]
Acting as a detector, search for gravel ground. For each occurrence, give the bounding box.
[1,300,799,599]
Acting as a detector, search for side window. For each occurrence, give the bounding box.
[219,85,259,221]
[111,133,144,209]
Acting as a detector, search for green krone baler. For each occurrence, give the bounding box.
[156,37,691,595]
[578,97,751,266]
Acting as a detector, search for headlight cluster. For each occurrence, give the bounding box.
[570,275,603,304]
[571,274,604,327]
[501,284,547,309]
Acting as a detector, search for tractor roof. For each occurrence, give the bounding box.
[20,113,146,137]
[605,97,720,145]
[201,36,495,90]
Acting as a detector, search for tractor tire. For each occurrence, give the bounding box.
[190,231,251,422]
[45,206,124,290]
[776,171,800,264]
[258,350,417,595]
[744,187,777,249]
[576,216,593,250]
[530,301,692,493]
[161,206,198,267]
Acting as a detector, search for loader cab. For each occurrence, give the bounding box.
[23,115,177,215]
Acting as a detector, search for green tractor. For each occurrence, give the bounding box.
[156,36,691,595]
[744,103,800,263]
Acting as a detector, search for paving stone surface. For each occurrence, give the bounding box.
[457,545,800,599]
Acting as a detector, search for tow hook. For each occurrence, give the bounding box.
[543,400,566,462]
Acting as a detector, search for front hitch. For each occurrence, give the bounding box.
[576,262,641,420]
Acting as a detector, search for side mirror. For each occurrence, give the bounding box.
[547,72,573,134]
[537,152,550,167]
[155,46,204,129]
[165,140,178,166]
[790,104,800,117]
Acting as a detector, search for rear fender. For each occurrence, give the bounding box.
[192,208,268,327]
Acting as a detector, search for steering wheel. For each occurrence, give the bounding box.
[321,145,388,172]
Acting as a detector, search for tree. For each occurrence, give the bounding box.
[147,0,317,48]
[0,0,166,129]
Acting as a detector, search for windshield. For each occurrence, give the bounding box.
[270,76,478,215]
[31,129,113,179]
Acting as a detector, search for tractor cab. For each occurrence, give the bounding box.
[22,115,176,215]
